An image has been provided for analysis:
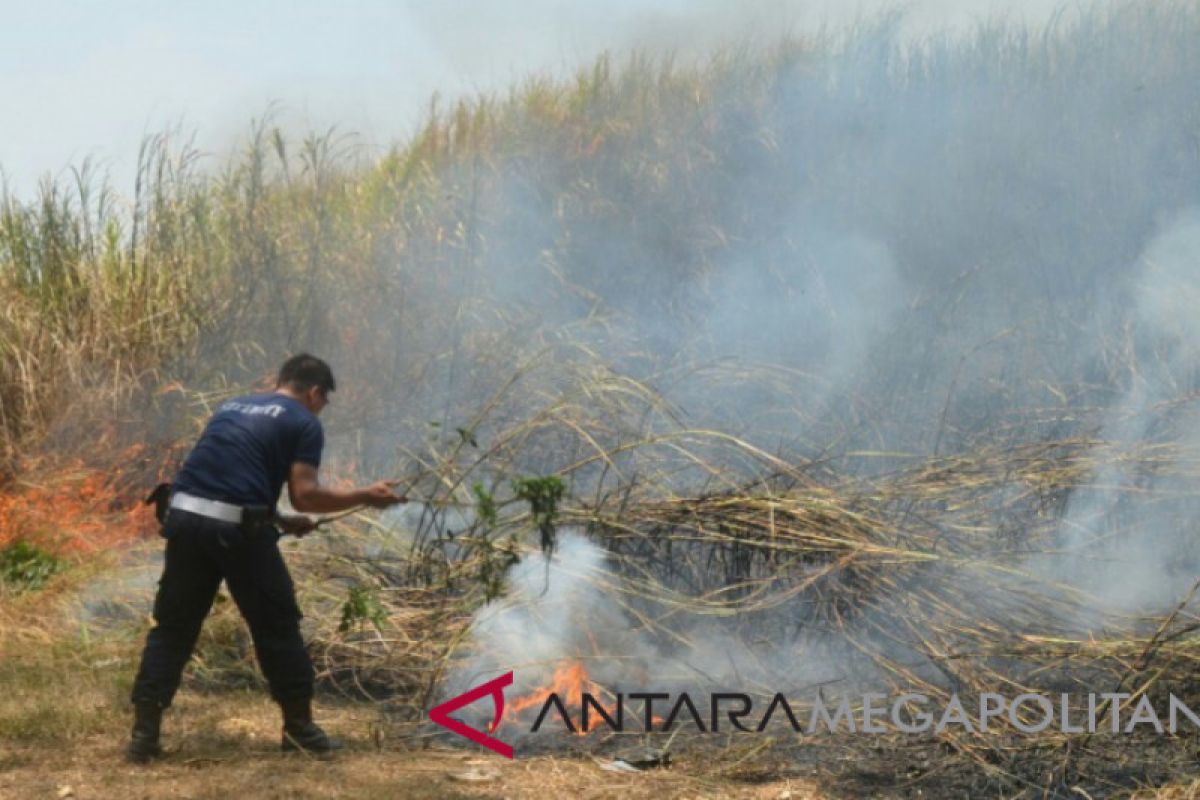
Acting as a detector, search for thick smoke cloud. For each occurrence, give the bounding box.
[1045,209,1200,615]
[362,3,1200,467]
[27,0,1191,711]
[430,4,1200,708]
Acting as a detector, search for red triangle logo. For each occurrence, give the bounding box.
[429,671,515,759]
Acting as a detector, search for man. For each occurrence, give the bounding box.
[127,353,404,763]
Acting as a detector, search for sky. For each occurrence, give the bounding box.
[0,0,1067,200]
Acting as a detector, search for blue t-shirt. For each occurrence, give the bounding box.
[172,393,324,507]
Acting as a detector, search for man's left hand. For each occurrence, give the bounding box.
[277,513,318,537]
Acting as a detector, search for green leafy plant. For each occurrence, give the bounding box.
[512,475,565,556]
[472,481,498,527]
[0,541,63,592]
[338,585,387,633]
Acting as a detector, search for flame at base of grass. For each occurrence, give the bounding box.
[501,661,630,736]
[0,453,160,556]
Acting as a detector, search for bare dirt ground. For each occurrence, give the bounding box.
[4,548,1200,799]
[0,693,822,800]
[0,528,822,799]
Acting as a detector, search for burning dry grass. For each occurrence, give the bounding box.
[3,394,1200,795]
[3,6,1200,795]
[265,413,1200,796]
[0,457,160,555]
[4,348,1200,796]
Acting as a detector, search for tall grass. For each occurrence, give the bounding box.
[1,2,1199,475]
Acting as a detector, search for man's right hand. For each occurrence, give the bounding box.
[360,480,407,509]
[289,463,406,514]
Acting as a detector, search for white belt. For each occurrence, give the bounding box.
[170,491,245,524]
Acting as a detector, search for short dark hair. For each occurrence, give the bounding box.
[277,353,336,393]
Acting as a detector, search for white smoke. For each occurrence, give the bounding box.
[1046,208,1200,616]
[449,529,887,715]
[451,530,655,705]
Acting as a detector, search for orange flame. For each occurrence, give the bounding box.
[0,447,162,556]
[502,661,661,735]
[505,661,609,724]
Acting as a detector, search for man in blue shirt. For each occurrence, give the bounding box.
[127,354,404,762]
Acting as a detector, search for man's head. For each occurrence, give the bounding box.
[276,353,335,414]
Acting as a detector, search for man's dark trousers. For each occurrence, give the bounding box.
[131,509,315,708]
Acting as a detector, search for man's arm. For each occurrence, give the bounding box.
[287,462,405,514]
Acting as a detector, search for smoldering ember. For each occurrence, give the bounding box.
[527,691,1200,737]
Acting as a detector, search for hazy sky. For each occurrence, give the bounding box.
[0,0,1066,199]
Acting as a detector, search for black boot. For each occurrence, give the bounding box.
[280,697,342,755]
[125,701,164,763]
